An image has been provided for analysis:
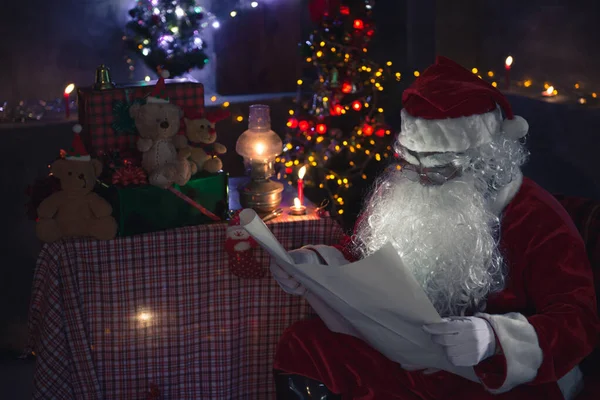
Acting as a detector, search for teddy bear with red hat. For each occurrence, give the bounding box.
[36,125,118,243]
[182,108,230,174]
[129,70,194,189]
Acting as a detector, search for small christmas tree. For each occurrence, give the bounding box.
[279,0,394,219]
[125,0,210,77]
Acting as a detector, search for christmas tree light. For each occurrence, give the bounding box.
[278,0,393,217]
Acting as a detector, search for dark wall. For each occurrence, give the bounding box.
[438,0,600,88]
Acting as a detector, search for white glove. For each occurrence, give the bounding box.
[269,247,325,296]
[423,316,496,367]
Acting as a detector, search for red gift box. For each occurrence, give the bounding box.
[77,82,204,156]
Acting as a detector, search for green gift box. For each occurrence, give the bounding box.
[98,172,229,237]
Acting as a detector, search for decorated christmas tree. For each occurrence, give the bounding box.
[278,0,394,219]
[125,0,210,77]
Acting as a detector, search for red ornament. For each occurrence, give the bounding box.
[112,165,148,186]
[287,118,299,129]
[308,0,341,22]
[341,82,353,94]
[363,124,374,136]
[367,29,375,37]
[299,120,310,132]
[316,124,327,134]
[351,100,362,111]
[353,19,365,30]
[285,167,293,174]
[375,128,386,138]
[340,6,350,15]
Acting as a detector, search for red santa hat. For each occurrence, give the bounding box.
[147,69,171,104]
[66,125,91,161]
[398,56,529,153]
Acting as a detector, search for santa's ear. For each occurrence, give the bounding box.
[50,159,68,179]
[129,103,142,119]
[91,159,103,177]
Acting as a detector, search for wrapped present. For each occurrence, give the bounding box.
[77,81,204,156]
[97,172,228,237]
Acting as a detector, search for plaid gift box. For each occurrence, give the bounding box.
[77,82,204,156]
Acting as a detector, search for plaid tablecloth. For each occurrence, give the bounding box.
[27,213,344,399]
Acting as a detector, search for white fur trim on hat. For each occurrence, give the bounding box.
[160,70,170,79]
[399,108,503,153]
[72,124,82,134]
[66,155,91,161]
[146,97,170,104]
[502,115,528,139]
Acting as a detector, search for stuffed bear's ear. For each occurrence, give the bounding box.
[50,159,67,179]
[129,103,142,119]
[91,159,103,177]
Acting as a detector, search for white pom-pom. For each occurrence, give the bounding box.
[502,115,528,139]
[161,70,170,79]
[72,124,83,134]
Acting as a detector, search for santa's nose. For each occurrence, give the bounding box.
[208,127,216,135]
[160,121,170,129]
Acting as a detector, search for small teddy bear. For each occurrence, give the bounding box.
[183,108,230,174]
[36,125,118,243]
[130,71,193,189]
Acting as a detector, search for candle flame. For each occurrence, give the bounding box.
[546,86,554,95]
[294,197,301,208]
[298,165,307,179]
[505,56,513,67]
[64,83,75,94]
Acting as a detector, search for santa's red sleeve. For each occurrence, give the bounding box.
[472,185,600,396]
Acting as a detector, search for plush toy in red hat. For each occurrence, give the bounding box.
[225,211,264,279]
[36,124,117,242]
[399,56,528,158]
[182,108,229,174]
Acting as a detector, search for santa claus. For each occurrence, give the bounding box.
[270,57,599,399]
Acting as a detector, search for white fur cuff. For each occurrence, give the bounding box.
[475,312,543,393]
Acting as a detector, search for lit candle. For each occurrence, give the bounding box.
[64,83,75,119]
[297,165,307,205]
[504,56,513,90]
[542,86,557,97]
[290,197,306,216]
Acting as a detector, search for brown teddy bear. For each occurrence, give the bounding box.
[130,71,193,189]
[183,108,229,174]
[36,125,118,243]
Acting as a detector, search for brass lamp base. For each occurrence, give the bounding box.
[239,178,284,215]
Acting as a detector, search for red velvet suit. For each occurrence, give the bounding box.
[274,178,600,399]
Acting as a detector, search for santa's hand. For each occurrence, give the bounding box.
[423,317,496,367]
[269,248,324,296]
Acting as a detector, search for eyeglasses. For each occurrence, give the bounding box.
[398,159,460,186]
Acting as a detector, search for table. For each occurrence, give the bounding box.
[26,194,344,399]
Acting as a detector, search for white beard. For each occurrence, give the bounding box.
[354,171,506,317]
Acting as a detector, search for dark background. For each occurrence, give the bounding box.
[2,0,600,360]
